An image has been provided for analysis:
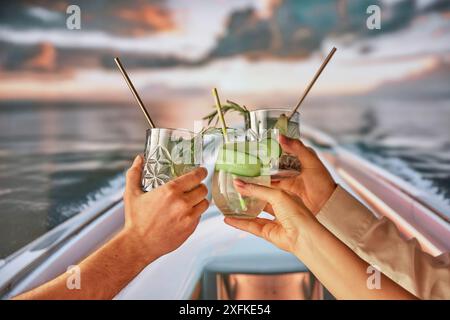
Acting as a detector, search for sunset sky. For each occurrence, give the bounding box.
[0,0,449,106]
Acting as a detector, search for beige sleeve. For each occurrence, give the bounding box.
[316,185,450,300]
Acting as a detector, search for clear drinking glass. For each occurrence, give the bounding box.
[250,108,301,180]
[142,128,201,191]
[211,129,270,218]
[201,127,224,202]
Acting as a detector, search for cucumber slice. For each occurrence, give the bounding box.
[221,139,281,165]
[215,147,261,177]
[223,141,257,155]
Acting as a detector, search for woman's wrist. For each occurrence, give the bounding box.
[314,183,338,216]
[292,216,323,258]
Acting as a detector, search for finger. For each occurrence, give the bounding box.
[224,217,277,241]
[191,199,209,218]
[125,155,144,197]
[185,183,208,205]
[233,179,282,203]
[170,167,208,192]
[279,135,318,167]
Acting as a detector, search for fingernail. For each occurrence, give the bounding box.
[234,179,246,188]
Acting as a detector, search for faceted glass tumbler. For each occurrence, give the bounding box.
[142,128,201,191]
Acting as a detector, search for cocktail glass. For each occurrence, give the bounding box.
[212,129,270,218]
[250,108,301,180]
[142,128,201,191]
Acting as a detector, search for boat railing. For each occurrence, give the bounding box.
[301,124,450,254]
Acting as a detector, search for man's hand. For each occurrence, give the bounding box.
[123,155,209,261]
[14,155,209,300]
[225,179,316,253]
[268,135,337,215]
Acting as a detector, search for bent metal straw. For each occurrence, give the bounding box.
[288,47,337,120]
[114,57,156,128]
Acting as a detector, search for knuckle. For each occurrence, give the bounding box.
[177,197,190,209]
[166,182,178,195]
[184,214,195,224]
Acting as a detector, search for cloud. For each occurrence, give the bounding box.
[206,0,425,61]
[23,42,57,71]
[0,0,175,35]
[1,0,449,75]
[115,5,175,32]
[27,6,64,23]
[0,39,194,74]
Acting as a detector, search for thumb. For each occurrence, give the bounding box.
[125,155,144,197]
[279,135,318,167]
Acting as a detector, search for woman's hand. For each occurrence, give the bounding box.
[225,179,416,300]
[268,135,337,215]
[224,179,317,253]
[123,155,209,261]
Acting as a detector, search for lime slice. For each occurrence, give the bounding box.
[274,114,289,135]
[215,147,261,177]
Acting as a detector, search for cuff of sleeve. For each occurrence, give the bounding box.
[316,185,377,250]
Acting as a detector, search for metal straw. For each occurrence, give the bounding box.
[114,57,156,128]
[288,47,337,120]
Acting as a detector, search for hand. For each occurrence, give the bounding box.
[268,135,337,215]
[224,179,317,253]
[122,155,209,261]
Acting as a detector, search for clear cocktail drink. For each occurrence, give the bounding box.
[211,130,270,218]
